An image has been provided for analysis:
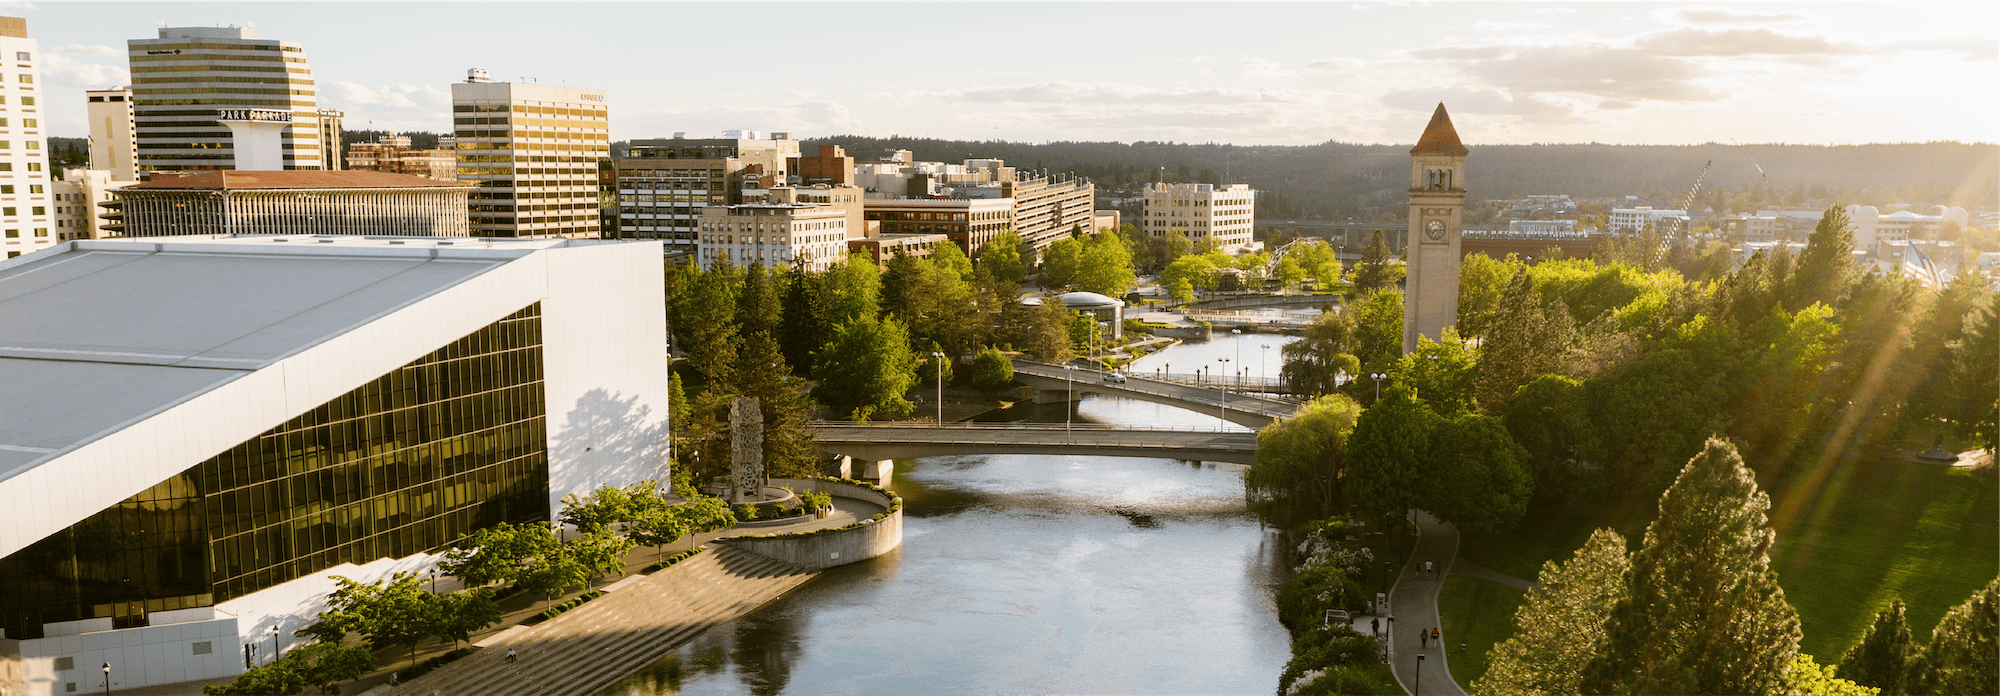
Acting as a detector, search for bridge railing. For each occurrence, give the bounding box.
[1008,359,1304,413]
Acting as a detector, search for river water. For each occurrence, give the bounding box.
[608,333,1299,695]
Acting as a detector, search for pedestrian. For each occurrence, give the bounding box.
[505,648,517,664]
[1424,559,1433,577]
[1371,617,1380,635]
[1420,628,1427,647]
[1432,626,1440,646]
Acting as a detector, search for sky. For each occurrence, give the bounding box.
[10,2,1998,147]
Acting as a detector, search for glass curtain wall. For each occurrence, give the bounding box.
[0,304,548,639]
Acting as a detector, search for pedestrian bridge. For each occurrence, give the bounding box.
[1009,359,1301,428]
[810,421,1260,466]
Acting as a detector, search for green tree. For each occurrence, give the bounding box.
[1279,307,1361,398]
[1274,254,1307,289]
[814,313,918,419]
[1389,329,1477,416]
[1907,577,1998,696]
[1350,230,1403,294]
[288,642,376,695]
[1158,252,1218,301]
[1787,206,1857,312]
[434,587,503,647]
[1246,394,1363,527]
[1478,528,1631,696]
[559,484,637,534]
[732,332,820,477]
[299,572,440,668]
[824,252,882,326]
[1457,252,1522,340]
[1073,231,1136,297]
[438,521,544,588]
[1581,438,1802,696]
[968,346,1016,390]
[204,657,311,695]
[680,260,742,387]
[1475,268,1577,413]
[1838,599,1915,694]
[777,263,829,378]
[1040,236,1082,289]
[931,237,976,282]
[1343,385,1437,524]
[1947,296,1999,452]
[1504,375,1596,505]
[1784,655,1881,696]
[1426,412,1534,534]
[735,262,783,339]
[1017,299,1073,362]
[978,231,1028,284]
[1348,290,1404,383]
[565,525,637,582]
[517,527,594,599]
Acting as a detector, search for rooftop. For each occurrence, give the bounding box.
[128,170,473,190]
[1410,103,1470,157]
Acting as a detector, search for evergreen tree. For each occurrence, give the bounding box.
[1389,329,1478,416]
[1351,230,1401,294]
[732,331,820,477]
[1478,528,1631,696]
[735,262,783,339]
[680,260,742,388]
[1787,206,1856,312]
[824,252,883,325]
[1838,599,1916,694]
[1907,577,1997,696]
[813,313,918,419]
[879,251,924,325]
[1342,384,1436,524]
[778,264,829,378]
[1580,438,1802,696]
[1947,296,1998,452]
[1475,268,1577,413]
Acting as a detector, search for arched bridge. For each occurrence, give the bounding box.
[1009,359,1300,429]
[811,421,1260,466]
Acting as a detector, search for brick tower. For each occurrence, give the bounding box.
[1403,103,1468,354]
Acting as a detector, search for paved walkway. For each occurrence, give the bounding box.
[1388,510,1467,696]
[1448,556,1538,592]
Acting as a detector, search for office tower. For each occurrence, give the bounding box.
[348,132,458,181]
[1141,182,1256,253]
[316,108,343,169]
[86,86,137,181]
[127,25,323,172]
[452,69,609,238]
[611,130,798,253]
[0,17,55,259]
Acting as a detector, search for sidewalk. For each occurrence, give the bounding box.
[112,496,885,696]
[1388,510,1467,696]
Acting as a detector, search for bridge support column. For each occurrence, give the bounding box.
[827,455,854,479]
[1030,387,1085,405]
[858,459,895,486]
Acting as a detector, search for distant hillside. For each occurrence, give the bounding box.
[804,136,1999,219]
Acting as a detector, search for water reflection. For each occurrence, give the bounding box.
[604,339,1295,695]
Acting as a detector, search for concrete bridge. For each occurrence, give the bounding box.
[1008,359,1301,429]
[811,421,1260,468]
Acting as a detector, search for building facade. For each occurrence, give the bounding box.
[86,87,137,182]
[0,18,54,260]
[1005,173,1098,254]
[1140,182,1255,252]
[862,198,1012,253]
[126,26,324,173]
[50,168,122,241]
[315,108,342,170]
[611,132,800,254]
[697,201,850,272]
[0,235,670,696]
[347,132,457,181]
[106,170,472,237]
[1608,206,1689,235]
[452,70,610,238]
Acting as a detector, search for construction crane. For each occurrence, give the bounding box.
[1648,159,1712,268]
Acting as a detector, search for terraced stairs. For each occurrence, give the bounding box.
[384,546,817,696]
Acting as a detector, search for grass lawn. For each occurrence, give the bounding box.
[1454,457,1996,666]
[1436,575,1528,689]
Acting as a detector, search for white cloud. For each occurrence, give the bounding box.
[1241,58,1295,80]
[907,82,1308,106]
[50,44,122,58]
[37,52,125,89]
[1380,86,1586,124]
[325,82,452,110]
[1474,21,1550,32]
[1655,6,1812,26]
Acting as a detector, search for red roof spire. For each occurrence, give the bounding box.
[1410,103,1468,156]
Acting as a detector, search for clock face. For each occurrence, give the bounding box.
[1425,219,1446,240]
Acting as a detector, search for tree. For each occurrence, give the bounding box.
[516,527,595,599]
[1274,254,1307,290]
[1040,236,1081,289]
[1457,252,1522,340]
[1504,375,1596,505]
[1343,385,1436,524]
[1478,528,1631,696]
[559,484,636,534]
[433,587,503,647]
[1475,268,1577,413]
[968,346,1015,390]
[1946,296,1998,453]
[1580,438,1802,696]
[814,313,918,419]
[1347,290,1404,383]
[823,252,882,326]
[778,263,829,378]
[979,231,1028,284]
[679,261,742,387]
[1159,252,1217,301]
[1838,599,1915,694]
[1350,230,1403,294]
[1073,231,1136,296]
[300,572,441,668]
[1246,394,1363,527]
[1389,329,1477,416]
[735,262,783,339]
[1017,299,1073,362]
[1279,308,1361,398]
[439,522,543,588]
[1787,206,1857,312]
[1426,412,1534,534]
[1784,655,1881,696]
[1906,577,1998,696]
[731,332,820,477]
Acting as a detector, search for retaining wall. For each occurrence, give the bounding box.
[714,478,903,571]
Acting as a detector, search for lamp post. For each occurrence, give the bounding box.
[1216,357,1231,431]
[1370,372,1386,400]
[1231,329,1242,389]
[102,662,110,696]
[1416,654,1425,696]
[1259,343,1272,391]
[272,624,281,661]
[429,569,437,596]
[932,351,946,426]
[1062,365,1075,431]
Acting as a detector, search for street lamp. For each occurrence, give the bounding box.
[1216,357,1231,431]
[1259,343,1272,390]
[1370,372,1387,400]
[272,624,281,661]
[429,568,437,596]
[932,351,946,426]
[1416,654,1426,696]
[102,662,110,696]
[1062,365,1075,431]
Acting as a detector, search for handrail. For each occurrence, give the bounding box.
[810,420,1258,435]
[1006,359,1303,412]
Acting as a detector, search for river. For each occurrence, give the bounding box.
[608,333,1300,695]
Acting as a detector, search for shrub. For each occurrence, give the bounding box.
[734,504,760,521]
[969,347,1016,391]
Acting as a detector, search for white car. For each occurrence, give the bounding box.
[1101,372,1127,384]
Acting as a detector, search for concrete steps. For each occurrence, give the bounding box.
[385,546,816,696]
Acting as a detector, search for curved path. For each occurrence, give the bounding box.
[1388,510,1466,696]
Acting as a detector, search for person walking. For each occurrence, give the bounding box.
[1371,617,1380,636]
[505,649,517,664]
[1431,626,1440,647]
[1420,627,1428,648]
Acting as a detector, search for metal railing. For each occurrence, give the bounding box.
[811,420,1255,434]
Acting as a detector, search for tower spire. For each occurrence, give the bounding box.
[1411,103,1468,156]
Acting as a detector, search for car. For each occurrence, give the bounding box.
[1101,372,1127,384]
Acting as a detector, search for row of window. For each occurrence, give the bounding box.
[453,104,607,118]
[130,64,311,75]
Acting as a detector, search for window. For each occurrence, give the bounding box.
[26,163,38,171]
[17,75,29,84]
[28,185,39,194]
[53,656,72,670]
[3,210,15,219]
[14,52,27,61]
[20,97,33,106]
[31,207,43,216]
[33,228,44,237]
[5,252,16,259]
[1,186,11,194]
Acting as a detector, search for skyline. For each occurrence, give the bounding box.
[9,2,1999,147]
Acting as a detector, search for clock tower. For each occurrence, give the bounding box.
[1403,103,1468,354]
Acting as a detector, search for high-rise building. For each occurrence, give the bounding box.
[0,17,55,260]
[347,132,458,181]
[1140,183,1256,253]
[452,69,609,238]
[127,26,324,172]
[612,131,799,254]
[316,108,343,169]
[85,87,137,181]
[51,168,121,241]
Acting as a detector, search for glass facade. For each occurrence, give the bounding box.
[0,304,548,640]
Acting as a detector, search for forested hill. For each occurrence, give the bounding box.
[804,136,1998,218]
